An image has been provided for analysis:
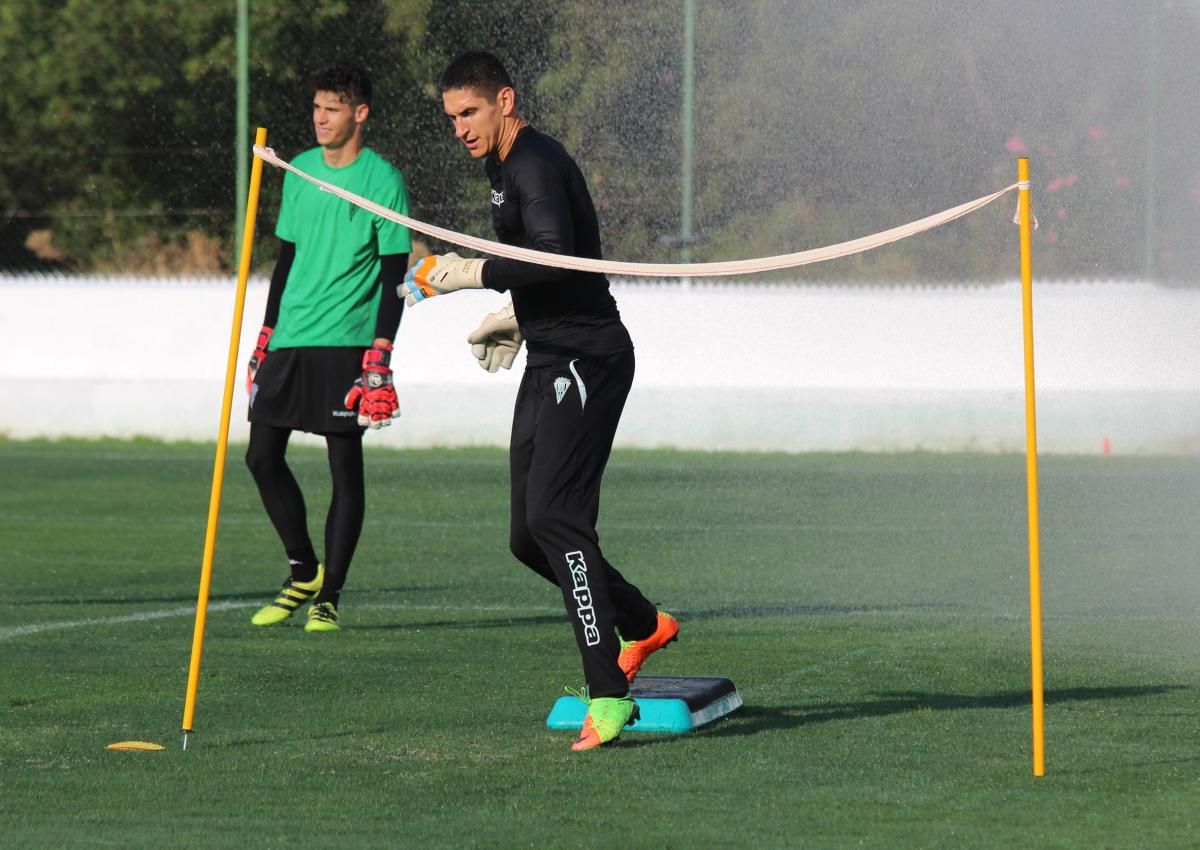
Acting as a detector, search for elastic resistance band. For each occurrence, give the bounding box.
[255,145,1019,278]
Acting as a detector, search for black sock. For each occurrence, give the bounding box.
[287,550,319,583]
[313,590,340,608]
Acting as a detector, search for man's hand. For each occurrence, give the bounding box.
[343,342,400,429]
[467,301,523,373]
[246,326,273,394]
[399,252,485,307]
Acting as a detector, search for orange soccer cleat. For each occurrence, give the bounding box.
[617,611,679,682]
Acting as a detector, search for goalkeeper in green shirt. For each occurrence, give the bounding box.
[245,63,412,633]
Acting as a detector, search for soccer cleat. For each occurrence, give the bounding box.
[571,696,640,752]
[250,564,324,626]
[617,610,680,682]
[304,601,339,633]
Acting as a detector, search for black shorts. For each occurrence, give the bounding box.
[248,347,365,434]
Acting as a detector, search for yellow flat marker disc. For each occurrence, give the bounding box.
[106,741,165,752]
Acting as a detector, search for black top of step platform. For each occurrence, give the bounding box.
[628,676,737,710]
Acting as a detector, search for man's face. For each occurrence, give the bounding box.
[312,90,368,150]
[442,87,509,159]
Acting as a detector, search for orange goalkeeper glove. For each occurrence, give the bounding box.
[246,326,273,395]
[343,342,400,429]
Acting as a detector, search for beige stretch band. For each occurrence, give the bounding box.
[255,145,1018,278]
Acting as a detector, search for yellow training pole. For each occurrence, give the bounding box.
[1018,157,1046,777]
[182,126,269,750]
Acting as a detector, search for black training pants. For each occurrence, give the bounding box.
[508,350,657,699]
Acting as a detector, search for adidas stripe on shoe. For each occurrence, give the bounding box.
[304,601,339,633]
[250,564,324,626]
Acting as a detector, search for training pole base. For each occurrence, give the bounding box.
[546,676,742,734]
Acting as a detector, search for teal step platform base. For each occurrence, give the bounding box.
[546,676,742,734]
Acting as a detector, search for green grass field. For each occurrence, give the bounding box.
[2,439,1198,849]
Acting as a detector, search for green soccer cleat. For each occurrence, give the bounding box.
[250,565,324,626]
[304,601,339,633]
[571,695,640,752]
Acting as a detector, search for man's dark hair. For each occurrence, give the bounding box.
[309,63,373,107]
[438,50,514,99]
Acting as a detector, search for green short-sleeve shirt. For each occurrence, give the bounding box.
[272,147,412,348]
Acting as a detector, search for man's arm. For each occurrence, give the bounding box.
[263,240,295,328]
[482,164,576,291]
[345,252,410,429]
[246,239,295,394]
[398,162,581,305]
[373,252,409,344]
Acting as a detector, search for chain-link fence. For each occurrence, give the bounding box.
[3,0,1199,282]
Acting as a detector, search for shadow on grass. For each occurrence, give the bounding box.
[20,585,458,607]
[705,684,1190,738]
[215,726,387,748]
[353,613,567,632]
[678,601,964,619]
[347,600,961,633]
[22,595,961,620]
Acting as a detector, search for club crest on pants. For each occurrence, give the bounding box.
[554,376,571,405]
[566,550,600,646]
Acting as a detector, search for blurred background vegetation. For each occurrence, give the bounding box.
[1,0,1197,282]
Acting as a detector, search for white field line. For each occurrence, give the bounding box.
[0,600,560,642]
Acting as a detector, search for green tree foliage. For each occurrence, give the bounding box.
[674,0,1198,281]
[0,0,555,271]
[1,0,1197,281]
[535,1,682,264]
[0,1,244,270]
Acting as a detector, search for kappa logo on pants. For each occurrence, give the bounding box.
[554,376,571,405]
[566,550,600,646]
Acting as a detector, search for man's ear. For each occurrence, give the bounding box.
[497,86,517,117]
[354,102,370,125]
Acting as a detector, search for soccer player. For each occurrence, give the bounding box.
[400,50,679,751]
[245,63,411,633]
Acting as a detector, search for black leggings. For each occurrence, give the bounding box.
[245,423,365,604]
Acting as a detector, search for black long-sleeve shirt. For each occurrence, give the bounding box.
[481,127,632,365]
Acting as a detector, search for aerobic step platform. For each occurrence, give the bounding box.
[546,676,742,734]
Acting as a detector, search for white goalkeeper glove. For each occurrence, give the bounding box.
[466,300,523,372]
[399,252,485,307]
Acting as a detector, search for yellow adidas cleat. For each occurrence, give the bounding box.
[571,696,640,752]
[617,611,679,682]
[250,565,324,626]
[304,601,339,633]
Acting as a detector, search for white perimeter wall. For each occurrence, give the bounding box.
[1,275,1197,453]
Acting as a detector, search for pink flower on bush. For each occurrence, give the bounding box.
[1005,135,1029,154]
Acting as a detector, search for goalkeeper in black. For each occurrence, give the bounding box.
[399,50,679,751]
